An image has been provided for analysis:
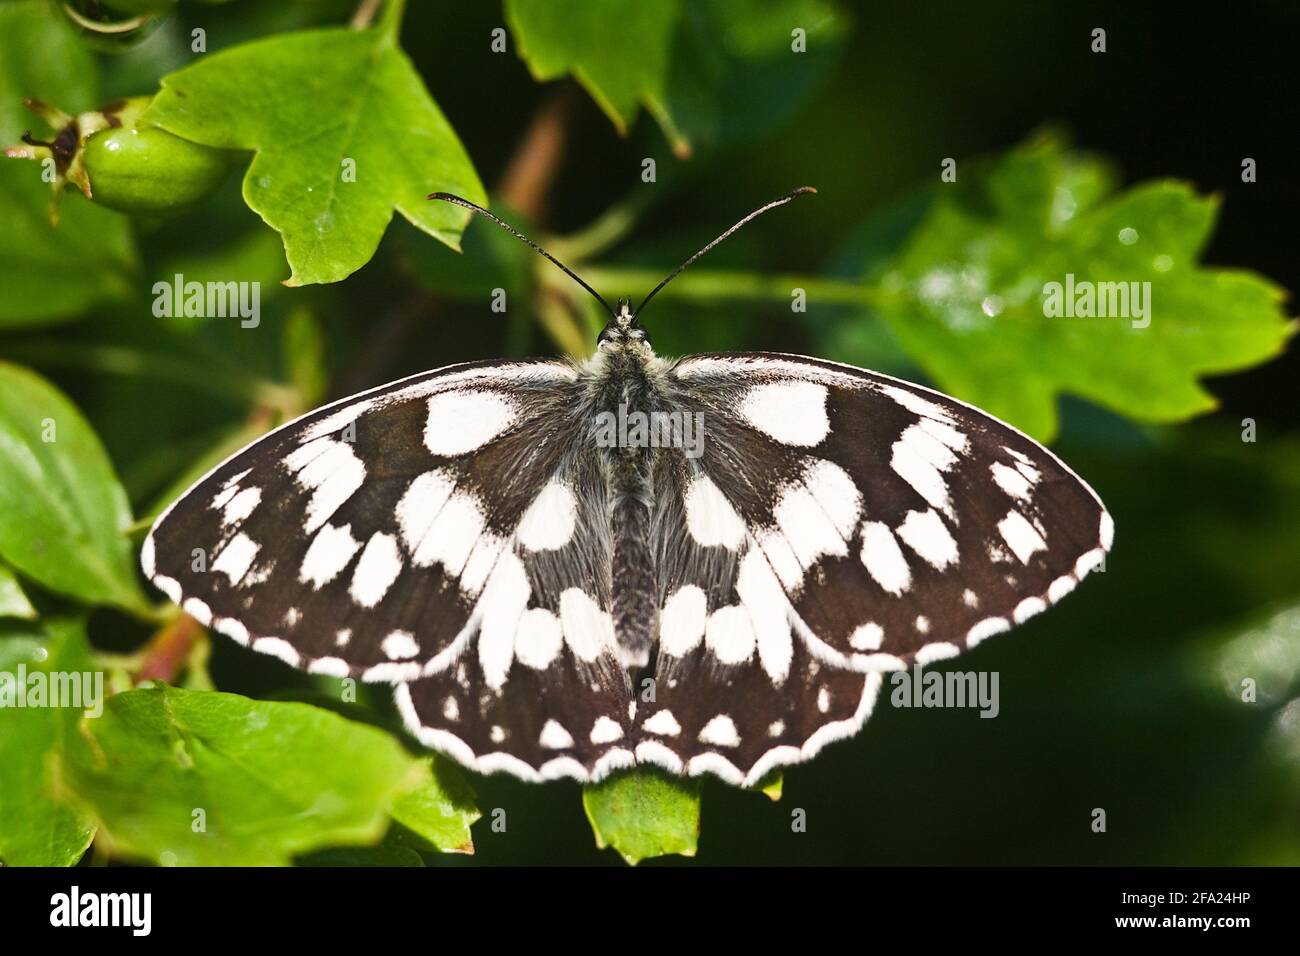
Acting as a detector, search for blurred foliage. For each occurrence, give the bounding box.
[0,0,1296,866]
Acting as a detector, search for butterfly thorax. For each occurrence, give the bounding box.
[581,319,672,672]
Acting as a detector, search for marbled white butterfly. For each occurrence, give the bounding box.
[143,189,1112,787]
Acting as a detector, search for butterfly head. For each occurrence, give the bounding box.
[596,299,652,350]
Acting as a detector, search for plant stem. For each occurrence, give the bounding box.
[576,266,885,309]
[135,613,204,685]
[497,88,576,221]
[350,0,384,29]
[549,187,662,263]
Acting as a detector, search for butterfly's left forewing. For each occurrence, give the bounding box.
[146,359,587,678]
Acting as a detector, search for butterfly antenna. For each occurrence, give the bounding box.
[632,186,817,321]
[429,192,616,319]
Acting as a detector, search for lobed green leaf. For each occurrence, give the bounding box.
[861,135,1294,439]
[583,769,699,865]
[144,19,486,285]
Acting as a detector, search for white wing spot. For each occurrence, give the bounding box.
[896,508,959,569]
[253,637,299,667]
[424,390,516,456]
[998,510,1047,563]
[514,607,563,670]
[739,380,830,446]
[705,605,757,665]
[517,479,577,551]
[774,480,849,567]
[860,521,912,594]
[559,588,614,663]
[991,462,1034,501]
[684,474,746,550]
[211,533,260,586]
[349,532,403,607]
[916,642,960,664]
[802,459,862,538]
[1014,597,1047,623]
[967,617,1011,647]
[539,719,574,750]
[220,487,261,527]
[299,523,361,588]
[643,710,681,737]
[590,716,624,744]
[817,686,831,713]
[382,630,419,660]
[850,622,883,650]
[698,714,741,748]
[737,549,793,683]
[1048,575,1077,603]
[479,553,530,688]
[659,585,707,656]
[290,439,366,533]
[891,425,956,516]
[877,383,952,422]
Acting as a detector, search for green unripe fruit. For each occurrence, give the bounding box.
[82,98,228,215]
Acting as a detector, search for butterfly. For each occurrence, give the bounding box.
[142,188,1112,787]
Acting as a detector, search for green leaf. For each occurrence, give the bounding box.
[583,769,699,865]
[658,0,849,155]
[506,0,680,137]
[865,135,1295,439]
[143,19,486,286]
[0,618,99,866]
[389,756,481,854]
[0,563,37,619]
[506,0,847,156]
[0,0,138,328]
[57,684,433,866]
[0,362,150,612]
